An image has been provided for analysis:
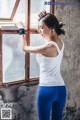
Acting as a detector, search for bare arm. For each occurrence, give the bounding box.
[19,33,51,53]
[16,22,52,54]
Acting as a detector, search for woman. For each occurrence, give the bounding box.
[17,10,66,120]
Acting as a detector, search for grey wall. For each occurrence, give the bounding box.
[0,83,38,120]
[54,0,80,120]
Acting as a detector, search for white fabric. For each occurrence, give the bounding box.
[36,40,65,86]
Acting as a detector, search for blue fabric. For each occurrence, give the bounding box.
[37,86,66,120]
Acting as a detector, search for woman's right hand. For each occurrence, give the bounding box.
[16,22,25,29]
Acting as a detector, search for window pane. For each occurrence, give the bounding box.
[30,34,47,79]
[13,0,25,23]
[30,0,50,28]
[0,0,16,18]
[2,34,25,83]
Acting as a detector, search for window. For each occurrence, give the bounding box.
[0,0,54,86]
[2,34,25,83]
[0,0,16,18]
[0,0,20,22]
[30,0,50,28]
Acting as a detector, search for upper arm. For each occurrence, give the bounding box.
[23,43,53,54]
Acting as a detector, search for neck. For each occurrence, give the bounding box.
[47,34,60,42]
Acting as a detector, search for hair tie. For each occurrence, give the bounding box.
[38,10,47,18]
[59,22,65,28]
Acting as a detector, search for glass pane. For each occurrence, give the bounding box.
[30,34,47,79]
[2,34,25,83]
[13,0,25,23]
[30,0,50,28]
[0,0,16,18]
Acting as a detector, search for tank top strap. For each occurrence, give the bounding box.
[47,41,60,54]
[61,40,64,50]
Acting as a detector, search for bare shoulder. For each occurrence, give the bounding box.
[42,43,58,57]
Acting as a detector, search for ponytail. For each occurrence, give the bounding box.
[55,22,65,35]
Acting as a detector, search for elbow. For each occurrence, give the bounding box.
[22,46,29,53]
[22,46,26,52]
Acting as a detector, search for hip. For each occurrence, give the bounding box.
[37,85,67,100]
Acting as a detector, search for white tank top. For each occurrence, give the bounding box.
[36,40,65,86]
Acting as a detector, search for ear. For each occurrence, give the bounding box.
[51,29,57,37]
[50,28,54,37]
[51,28,56,33]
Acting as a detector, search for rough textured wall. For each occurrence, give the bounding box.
[54,0,80,120]
[0,83,38,120]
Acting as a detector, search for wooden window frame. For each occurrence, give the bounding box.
[0,0,20,22]
[0,0,55,87]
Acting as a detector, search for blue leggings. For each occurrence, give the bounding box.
[37,86,66,120]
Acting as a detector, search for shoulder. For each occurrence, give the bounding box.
[45,42,58,50]
[42,42,58,57]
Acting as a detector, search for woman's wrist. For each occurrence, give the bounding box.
[18,28,25,35]
[16,22,25,35]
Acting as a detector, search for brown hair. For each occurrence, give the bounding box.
[38,13,65,35]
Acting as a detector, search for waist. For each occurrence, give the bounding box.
[39,75,65,86]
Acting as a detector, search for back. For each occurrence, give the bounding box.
[36,40,65,86]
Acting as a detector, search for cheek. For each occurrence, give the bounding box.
[38,28,42,34]
[44,28,49,35]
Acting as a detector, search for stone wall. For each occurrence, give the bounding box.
[0,83,38,120]
[54,0,80,119]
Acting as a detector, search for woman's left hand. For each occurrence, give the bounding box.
[16,22,25,29]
